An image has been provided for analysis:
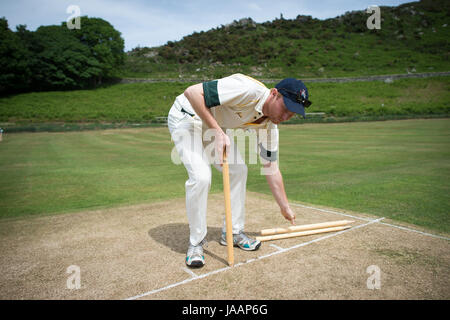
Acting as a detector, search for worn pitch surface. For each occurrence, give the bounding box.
[0,192,449,300]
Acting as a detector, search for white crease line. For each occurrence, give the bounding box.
[125,266,230,300]
[379,221,450,241]
[269,244,285,252]
[125,217,380,300]
[291,202,450,241]
[291,202,372,221]
[182,267,198,278]
[287,218,384,250]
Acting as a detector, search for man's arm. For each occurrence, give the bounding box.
[263,161,296,225]
[184,84,221,131]
[184,83,230,162]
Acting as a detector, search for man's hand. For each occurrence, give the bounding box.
[281,206,296,225]
[264,165,295,225]
[215,129,231,165]
[183,84,231,165]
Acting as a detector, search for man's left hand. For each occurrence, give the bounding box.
[281,206,296,225]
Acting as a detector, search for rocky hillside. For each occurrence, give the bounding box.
[121,0,450,79]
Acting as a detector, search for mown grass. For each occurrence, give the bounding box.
[0,119,448,234]
[0,128,186,218]
[246,119,450,234]
[0,77,448,130]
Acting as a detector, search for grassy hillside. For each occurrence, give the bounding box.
[121,0,450,79]
[0,77,448,130]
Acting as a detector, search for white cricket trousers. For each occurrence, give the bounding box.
[168,100,247,246]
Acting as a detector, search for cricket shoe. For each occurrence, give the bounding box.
[220,231,261,251]
[186,238,207,268]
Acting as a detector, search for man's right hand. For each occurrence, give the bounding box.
[215,129,231,165]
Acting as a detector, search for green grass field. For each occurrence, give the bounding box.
[0,119,448,234]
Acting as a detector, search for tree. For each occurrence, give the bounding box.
[31,25,102,90]
[0,16,125,94]
[68,16,125,84]
[0,18,32,94]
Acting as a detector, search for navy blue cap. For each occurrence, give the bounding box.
[275,78,310,117]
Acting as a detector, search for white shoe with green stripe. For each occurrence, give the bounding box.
[220,231,261,251]
[186,239,206,268]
